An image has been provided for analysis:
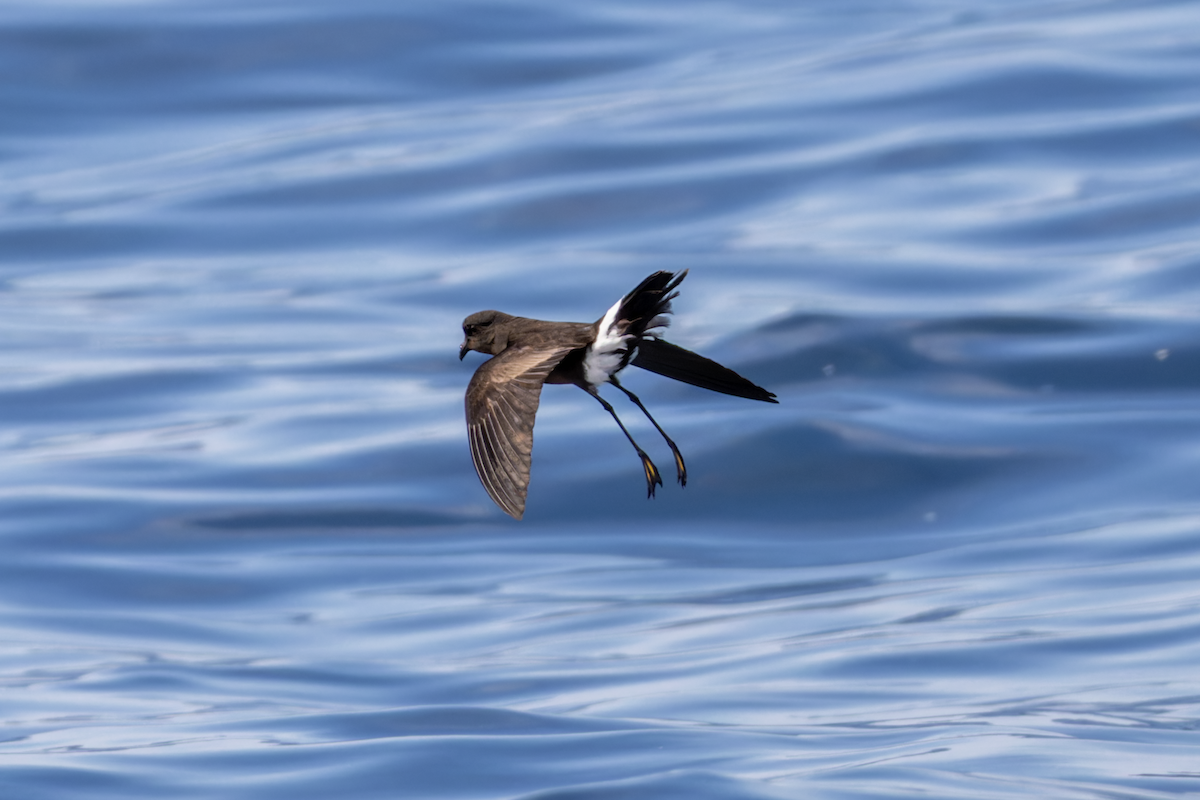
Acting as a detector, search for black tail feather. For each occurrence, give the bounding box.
[617,270,687,339]
[632,338,778,403]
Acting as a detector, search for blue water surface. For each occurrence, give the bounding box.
[4,0,1200,797]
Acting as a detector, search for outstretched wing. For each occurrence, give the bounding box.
[465,345,577,519]
[632,338,778,402]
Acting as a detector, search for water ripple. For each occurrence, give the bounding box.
[5,0,1200,798]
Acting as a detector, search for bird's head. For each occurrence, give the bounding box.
[459,310,510,359]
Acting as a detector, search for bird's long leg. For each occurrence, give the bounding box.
[588,391,663,498]
[611,376,687,487]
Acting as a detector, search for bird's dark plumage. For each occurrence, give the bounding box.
[460,270,776,519]
[631,339,777,402]
[463,330,592,519]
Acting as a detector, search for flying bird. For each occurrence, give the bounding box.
[460,270,777,519]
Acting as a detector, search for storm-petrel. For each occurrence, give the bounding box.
[460,270,777,519]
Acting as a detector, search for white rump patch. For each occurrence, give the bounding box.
[585,296,630,386]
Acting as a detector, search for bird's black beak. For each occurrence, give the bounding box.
[459,341,469,361]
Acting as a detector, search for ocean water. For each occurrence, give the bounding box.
[4,0,1200,797]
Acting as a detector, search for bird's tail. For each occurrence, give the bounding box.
[616,270,687,340]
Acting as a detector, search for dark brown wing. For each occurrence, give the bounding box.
[465,344,578,519]
[632,338,778,402]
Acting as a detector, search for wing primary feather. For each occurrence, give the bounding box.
[474,420,523,519]
[631,338,777,402]
[470,424,502,504]
[464,340,592,519]
[483,413,526,494]
[476,420,518,517]
[480,417,518,503]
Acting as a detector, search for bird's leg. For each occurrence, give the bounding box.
[589,391,663,498]
[611,376,687,487]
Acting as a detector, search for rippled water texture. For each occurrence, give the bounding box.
[4,1,1200,797]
